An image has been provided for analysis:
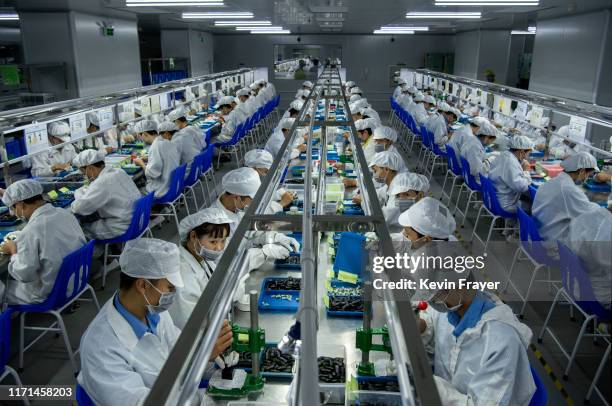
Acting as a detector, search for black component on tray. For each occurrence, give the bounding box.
[285,178,304,184]
[318,356,345,383]
[329,296,364,312]
[262,347,294,373]
[61,173,85,182]
[277,256,301,265]
[357,379,400,392]
[265,277,301,291]
[0,213,18,222]
[236,351,252,368]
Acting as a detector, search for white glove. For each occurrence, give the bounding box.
[262,243,291,259]
[274,234,301,252]
[374,359,396,377]
[273,188,288,201]
[290,149,300,159]
[214,351,239,369]
[245,248,266,271]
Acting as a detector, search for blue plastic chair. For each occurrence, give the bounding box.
[215,123,244,169]
[427,131,447,181]
[538,242,612,380]
[151,164,188,242]
[528,184,538,201]
[197,144,217,206]
[333,232,367,279]
[504,207,560,318]
[96,192,155,288]
[529,366,547,406]
[0,309,30,405]
[441,145,463,206]
[184,152,206,212]
[76,384,95,406]
[10,241,99,373]
[471,174,518,252]
[455,157,483,226]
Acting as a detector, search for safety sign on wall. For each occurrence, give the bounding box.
[69,113,87,141]
[24,123,49,155]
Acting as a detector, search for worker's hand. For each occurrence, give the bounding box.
[535,144,545,151]
[0,188,4,198]
[521,160,531,171]
[594,172,612,183]
[274,234,301,252]
[334,162,345,170]
[105,146,114,154]
[303,133,309,142]
[343,178,357,188]
[132,158,146,168]
[122,134,135,143]
[262,243,290,259]
[417,314,427,334]
[1,240,17,255]
[280,191,296,208]
[51,163,70,172]
[210,320,233,360]
[352,194,362,205]
[343,132,350,140]
[297,144,307,153]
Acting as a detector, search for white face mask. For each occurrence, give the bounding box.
[429,291,462,313]
[374,143,386,153]
[197,240,223,262]
[143,280,176,314]
[235,196,250,214]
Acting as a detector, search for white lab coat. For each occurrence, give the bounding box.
[413,104,429,126]
[448,125,473,160]
[171,130,201,175]
[233,103,249,125]
[362,137,377,164]
[487,151,532,213]
[265,129,300,159]
[426,113,448,146]
[77,296,214,406]
[420,293,535,406]
[71,166,142,240]
[548,137,592,159]
[216,110,241,143]
[6,204,86,304]
[460,136,488,180]
[364,109,381,122]
[176,126,205,152]
[532,172,601,243]
[392,86,402,100]
[398,96,414,112]
[144,137,181,198]
[380,175,408,233]
[30,145,77,177]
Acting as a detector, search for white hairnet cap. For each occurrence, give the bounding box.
[351,99,369,112]
[73,150,105,168]
[388,172,430,195]
[360,107,378,117]
[413,93,425,102]
[179,208,234,241]
[349,94,361,103]
[561,151,600,172]
[167,108,187,122]
[397,78,407,85]
[236,88,250,97]
[345,81,355,87]
[86,112,100,127]
[438,102,451,112]
[215,96,235,108]
[398,197,456,239]
[476,122,498,137]
[48,121,71,142]
[290,100,304,110]
[119,238,183,288]
[350,87,362,95]
[2,179,44,207]
[249,83,259,90]
[469,116,488,127]
[408,86,418,94]
[369,151,404,172]
[222,167,261,198]
[448,107,461,118]
[509,135,534,150]
[158,121,179,133]
[302,81,313,87]
[139,120,158,133]
[244,149,274,169]
[280,118,295,130]
[355,118,379,131]
[373,126,398,143]
[424,95,436,104]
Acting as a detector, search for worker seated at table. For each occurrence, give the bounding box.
[158,121,200,176]
[397,86,417,111]
[85,112,116,154]
[244,149,296,213]
[77,238,233,406]
[30,121,77,178]
[211,96,241,144]
[549,125,592,159]
[0,180,86,304]
[372,126,401,155]
[339,119,379,185]
[168,107,206,151]
[355,150,405,206]
[382,172,429,233]
[70,150,141,241]
[235,88,256,119]
[449,116,487,160]
[357,106,381,122]
[117,112,137,144]
[411,93,429,126]
[281,100,303,120]
[230,97,248,126]
[568,207,612,309]
[295,80,313,98]
[424,102,452,149]
[392,78,407,100]
[349,98,369,120]
[249,82,266,109]
[264,118,307,159]
[532,152,605,244]
[460,121,499,182]
[132,120,180,199]
[487,135,534,239]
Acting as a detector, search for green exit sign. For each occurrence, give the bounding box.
[102,27,114,36]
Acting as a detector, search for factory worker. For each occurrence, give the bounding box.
[412,246,535,404]
[397,86,417,111]
[264,79,277,99]
[362,150,406,205]
[230,98,248,125]
[425,102,450,148]
[296,81,312,98]
[393,78,407,99]
[235,88,256,119]
[358,107,381,122]
[282,99,304,119]
[568,208,612,308]
[86,112,116,153]
[549,125,592,159]
[30,121,77,177]
[460,121,498,181]
[339,118,379,187]
[118,112,137,143]
[394,197,457,251]
[349,98,369,117]
[412,93,429,125]
[372,125,401,155]
[168,107,205,151]
[257,80,273,102]
[169,209,244,327]
[244,149,296,213]
[209,167,300,257]
[532,152,603,243]
[212,96,240,144]
[350,87,363,97]
[0,179,86,304]
[70,150,141,240]
[250,82,266,108]
[158,121,200,176]
[132,120,180,198]
[448,116,487,158]
[487,135,534,215]
[265,118,306,159]
[382,172,430,233]
[77,238,233,406]
[348,94,361,104]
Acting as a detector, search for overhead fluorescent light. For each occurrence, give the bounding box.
[379,26,429,31]
[511,29,536,34]
[214,20,271,26]
[373,30,415,34]
[127,0,223,5]
[406,12,481,18]
[436,2,538,5]
[528,26,536,32]
[0,13,19,20]
[251,30,291,34]
[236,26,285,31]
[183,12,253,18]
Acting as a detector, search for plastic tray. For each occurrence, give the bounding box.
[342,204,364,216]
[290,165,306,177]
[122,165,141,175]
[0,216,21,227]
[0,229,16,241]
[274,252,301,270]
[258,277,301,312]
[325,295,363,318]
[530,150,545,158]
[51,198,73,208]
[259,343,294,380]
[584,179,611,192]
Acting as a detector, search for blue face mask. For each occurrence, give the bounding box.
[374,144,386,153]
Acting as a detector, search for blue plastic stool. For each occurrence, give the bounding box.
[0,309,30,405]
[76,384,95,406]
[184,152,206,212]
[152,164,188,243]
[529,366,547,406]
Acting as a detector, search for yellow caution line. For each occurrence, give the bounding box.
[530,343,575,406]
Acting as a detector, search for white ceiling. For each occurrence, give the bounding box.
[6,0,612,34]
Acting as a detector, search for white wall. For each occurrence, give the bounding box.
[213,34,455,111]
[477,31,511,83]
[71,12,141,97]
[189,31,214,76]
[529,10,611,103]
[453,31,480,78]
